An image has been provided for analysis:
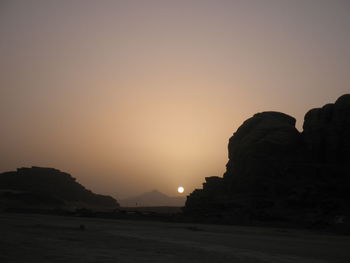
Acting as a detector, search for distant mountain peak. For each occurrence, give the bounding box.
[150,189,162,194]
[120,189,185,207]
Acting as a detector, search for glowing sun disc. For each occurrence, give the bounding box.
[177,186,184,193]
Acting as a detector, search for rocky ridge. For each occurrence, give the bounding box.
[0,166,119,210]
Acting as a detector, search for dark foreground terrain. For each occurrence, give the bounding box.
[1,213,349,263]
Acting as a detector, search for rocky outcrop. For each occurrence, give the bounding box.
[185,95,350,225]
[0,166,119,210]
[303,94,350,164]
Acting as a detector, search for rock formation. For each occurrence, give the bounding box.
[0,166,119,210]
[185,94,350,225]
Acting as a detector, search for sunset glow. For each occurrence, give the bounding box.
[1,0,349,199]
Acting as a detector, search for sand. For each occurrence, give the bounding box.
[1,213,349,263]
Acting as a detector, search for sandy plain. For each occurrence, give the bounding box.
[1,213,349,263]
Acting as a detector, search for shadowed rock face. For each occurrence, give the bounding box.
[224,112,302,186]
[303,94,350,164]
[0,166,119,210]
[185,95,350,224]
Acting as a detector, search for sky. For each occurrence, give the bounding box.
[1,0,349,199]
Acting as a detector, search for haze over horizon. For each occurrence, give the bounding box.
[1,0,349,199]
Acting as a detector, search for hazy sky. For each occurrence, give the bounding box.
[1,0,349,199]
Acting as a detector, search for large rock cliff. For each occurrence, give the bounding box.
[185,95,350,225]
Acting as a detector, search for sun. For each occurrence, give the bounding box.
[177,186,184,193]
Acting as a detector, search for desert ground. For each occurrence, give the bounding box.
[0,213,349,263]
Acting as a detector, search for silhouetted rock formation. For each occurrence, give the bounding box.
[0,167,119,210]
[303,94,350,164]
[185,95,350,226]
